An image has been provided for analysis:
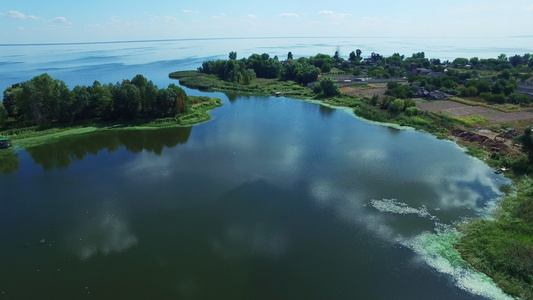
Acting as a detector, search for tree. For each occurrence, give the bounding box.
[15,73,68,125]
[452,58,469,68]
[349,51,356,62]
[114,81,142,119]
[2,85,21,118]
[71,85,91,120]
[509,55,524,67]
[519,127,533,162]
[295,64,320,85]
[498,53,507,61]
[229,51,237,60]
[89,81,113,119]
[334,46,340,61]
[0,100,7,128]
[316,77,340,97]
[389,99,405,113]
[287,51,293,60]
[356,49,362,60]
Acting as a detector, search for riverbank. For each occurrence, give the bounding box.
[0,96,222,150]
[171,70,533,299]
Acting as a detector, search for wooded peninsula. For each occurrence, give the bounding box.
[2,49,533,298]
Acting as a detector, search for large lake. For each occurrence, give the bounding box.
[1,37,528,299]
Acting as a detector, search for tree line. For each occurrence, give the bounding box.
[1,74,190,128]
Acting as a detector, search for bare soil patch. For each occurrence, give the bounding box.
[417,100,533,122]
[340,85,387,99]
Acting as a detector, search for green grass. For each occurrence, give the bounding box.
[169,70,314,99]
[456,176,533,299]
[454,114,489,126]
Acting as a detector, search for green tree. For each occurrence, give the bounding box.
[167,84,189,115]
[2,85,22,118]
[509,55,524,67]
[467,86,478,96]
[229,51,237,60]
[0,100,7,128]
[456,86,469,97]
[389,99,405,113]
[16,73,69,125]
[114,81,142,119]
[349,51,356,62]
[356,49,362,60]
[242,69,256,85]
[452,58,469,68]
[519,127,533,162]
[89,81,113,119]
[317,77,340,97]
[71,85,91,121]
[287,51,293,60]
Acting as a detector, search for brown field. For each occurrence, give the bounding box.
[417,100,533,122]
[339,84,387,99]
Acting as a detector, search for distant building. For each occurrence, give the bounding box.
[428,91,446,100]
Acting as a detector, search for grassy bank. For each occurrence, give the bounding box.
[169,71,314,99]
[456,175,533,299]
[0,96,222,149]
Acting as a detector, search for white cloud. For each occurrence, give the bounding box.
[279,12,299,18]
[212,13,227,19]
[318,10,334,15]
[51,16,72,26]
[318,10,352,19]
[5,10,27,19]
[3,10,43,21]
[182,9,199,14]
[151,15,181,24]
[3,10,72,25]
[248,14,258,19]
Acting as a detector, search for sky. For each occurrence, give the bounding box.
[1,0,532,44]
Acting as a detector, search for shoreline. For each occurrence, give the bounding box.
[0,96,222,150]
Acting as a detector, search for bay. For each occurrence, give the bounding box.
[0,37,522,299]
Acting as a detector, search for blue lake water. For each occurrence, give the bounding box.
[0,37,526,299]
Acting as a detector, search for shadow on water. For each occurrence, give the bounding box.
[0,149,20,174]
[8,127,192,172]
[318,104,335,118]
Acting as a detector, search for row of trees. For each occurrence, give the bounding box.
[2,74,189,128]
[452,54,533,70]
[199,52,323,85]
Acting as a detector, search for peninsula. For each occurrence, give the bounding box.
[0,74,222,149]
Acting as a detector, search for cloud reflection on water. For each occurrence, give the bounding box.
[70,209,138,260]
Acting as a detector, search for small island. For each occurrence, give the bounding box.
[170,50,533,299]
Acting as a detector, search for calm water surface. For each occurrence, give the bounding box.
[0,37,522,299]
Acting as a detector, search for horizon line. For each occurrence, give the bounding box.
[0,36,518,47]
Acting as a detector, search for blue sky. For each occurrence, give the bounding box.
[1,0,532,44]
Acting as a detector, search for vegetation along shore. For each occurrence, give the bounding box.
[171,50,533,299]
[2,48,533,298]
[0,74,222,149]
